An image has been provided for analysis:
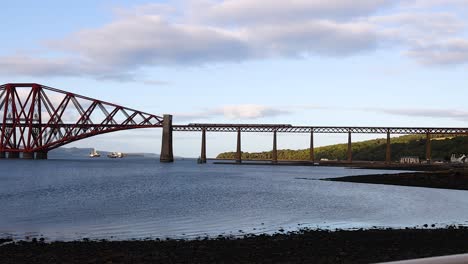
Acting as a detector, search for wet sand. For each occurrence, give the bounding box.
[2,228,468,263]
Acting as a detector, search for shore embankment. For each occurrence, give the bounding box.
[323,169,468,191]
[3,228,468,263]
[213,159,454,171]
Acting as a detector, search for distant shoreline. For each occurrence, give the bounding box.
[322,169,468,191]
[215,159,468,191]
[213,159,454,171]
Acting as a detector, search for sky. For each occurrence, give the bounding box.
[2,0,468,157]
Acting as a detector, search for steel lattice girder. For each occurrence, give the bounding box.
[173,125,468,134]
[0,83,163,153]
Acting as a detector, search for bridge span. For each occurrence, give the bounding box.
[0,83,467,163]
[0,83,163,160]
[171,122,468,164]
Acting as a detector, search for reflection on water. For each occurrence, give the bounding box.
[1,158,468,241]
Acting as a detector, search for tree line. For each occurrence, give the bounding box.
[216,135,468,161]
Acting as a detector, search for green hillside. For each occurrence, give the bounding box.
[216,135,468,161]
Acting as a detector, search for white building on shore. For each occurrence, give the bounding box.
[400,156,420,164]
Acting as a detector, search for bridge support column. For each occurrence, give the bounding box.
[347,132,352,163]
[0,152,5,159]
[236,129,242,163]
[36,151,48,160]
[309,131,315,162]
[426,132,431,164]
[386,131,391,164]
[272,131,277,164]
[200,128,207,164]
[22,152,34,159]
[160,114,174,163]
[8,152,20,159]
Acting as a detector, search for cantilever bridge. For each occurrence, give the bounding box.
[1,83,468,162]
[0,83,163,159]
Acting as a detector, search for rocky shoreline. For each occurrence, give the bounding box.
[3,227,468,263]
[323,169,468,191]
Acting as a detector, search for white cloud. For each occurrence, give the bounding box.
[174,104,325,122]
[187,0,394,24]
[0,55,82,77]
[369,107,468,122]
[1,0,468,80]
[365,10,468,65]
[407,39,468,65]
[220,104,288,119]
[246,20,377,57]
[370,12,463,43]
[47,11,378,69]
[51,15,250,67]
[174,104,291,121]
[400,0,468,9]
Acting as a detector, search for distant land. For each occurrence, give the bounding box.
[217,135,468,162]
[49,147,160,159]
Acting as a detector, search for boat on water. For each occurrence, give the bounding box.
[107,152,125,158]
[89,148,101,158]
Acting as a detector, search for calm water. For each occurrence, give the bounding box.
[1,158,468,241]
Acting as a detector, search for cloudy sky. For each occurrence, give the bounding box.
[2,0,468,157]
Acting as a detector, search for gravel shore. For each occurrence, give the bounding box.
[2,228,468,263]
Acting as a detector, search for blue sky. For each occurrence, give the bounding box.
[2,0,468,157]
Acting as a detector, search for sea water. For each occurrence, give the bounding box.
[1,158,468,241]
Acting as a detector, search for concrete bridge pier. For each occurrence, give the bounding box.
[160,114,174,163]
[386,131,391,163]
[309,131,315,162]
[272,131,277,164]
[36,151,48,160]
[347,131,352,163]
[426,132,432,163]
[8,152,20,159]
[22,152,34,159]
[0,151,5,159]
[236,129,242,163]
[200,128,207,163]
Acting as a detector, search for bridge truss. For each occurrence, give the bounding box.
[174,124,468,135]
[0,83,163,158]
[175,123,468,164]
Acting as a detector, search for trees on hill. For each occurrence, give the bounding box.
[216,135,468,161]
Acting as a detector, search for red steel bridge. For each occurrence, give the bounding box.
[0,83,163,159]
[1,83,468,162]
